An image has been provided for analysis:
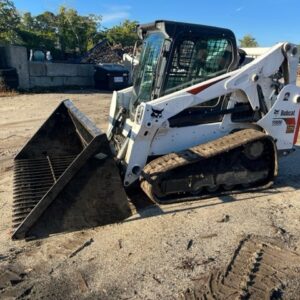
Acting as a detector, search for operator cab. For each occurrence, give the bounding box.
[129,20,239,119]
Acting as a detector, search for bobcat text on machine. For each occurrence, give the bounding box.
[12,20,300,239]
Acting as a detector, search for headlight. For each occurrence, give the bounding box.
[135,105,144,124]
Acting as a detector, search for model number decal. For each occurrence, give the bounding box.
[272,119,282,126]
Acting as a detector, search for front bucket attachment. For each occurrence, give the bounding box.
[12,99,131,240]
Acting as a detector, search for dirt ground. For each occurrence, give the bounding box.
[1,88,300,299]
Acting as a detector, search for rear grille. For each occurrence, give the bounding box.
[13,155,77,229]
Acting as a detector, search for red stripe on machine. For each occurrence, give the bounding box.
[293,110,300,144]
[284,118,295,125]
[283,118,295,134]
[187,77,228,95]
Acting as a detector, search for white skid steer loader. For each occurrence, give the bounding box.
[12,20,300,239]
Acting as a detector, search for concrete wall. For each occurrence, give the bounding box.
[28,62,94,88]
[4,45,30,89]
[1,45,94,90]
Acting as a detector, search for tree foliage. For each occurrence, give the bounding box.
[0,1,139,58]
[0,3,103,56]
[239,34,258,47]
[18,12,57,51]
[0,0,20,43]
[56,7,102,54]
[105,20,138,47]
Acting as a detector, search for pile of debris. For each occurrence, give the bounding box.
[81,40,133,64]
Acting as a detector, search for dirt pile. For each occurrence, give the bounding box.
[81,40,133,64]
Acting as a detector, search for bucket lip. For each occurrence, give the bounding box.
[63,99,102,138]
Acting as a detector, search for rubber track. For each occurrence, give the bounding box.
[141,129,277,203]
[180,236,300,299]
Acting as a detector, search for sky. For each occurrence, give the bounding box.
[13,0,300,46]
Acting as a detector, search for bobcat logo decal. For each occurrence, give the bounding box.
[151,108,164,118]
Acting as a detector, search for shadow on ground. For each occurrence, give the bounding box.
[12,146,300,240]
[127,146,300,222]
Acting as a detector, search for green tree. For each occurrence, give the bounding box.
[18,12,57,50]
[57,6,101,54]
[0,0,20,43]
[0,2,104,56]
[19,6,102,56]
[105,20,138,47]
[239,34,258,47]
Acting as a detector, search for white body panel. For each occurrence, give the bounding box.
[241,47,270,58]
[258,85,300,149]
[107,42,300,186]
[150,123,227,155]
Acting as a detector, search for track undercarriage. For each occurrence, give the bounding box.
[141,129,277,203]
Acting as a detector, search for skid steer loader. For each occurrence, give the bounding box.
[12,20,300,239]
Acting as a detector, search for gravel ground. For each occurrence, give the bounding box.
[1,88,300,299]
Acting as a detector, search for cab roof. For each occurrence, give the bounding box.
[137,20,236,41]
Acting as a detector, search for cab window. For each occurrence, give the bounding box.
[163,37,233,98]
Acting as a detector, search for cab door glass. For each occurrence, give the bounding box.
[163,37,233,96]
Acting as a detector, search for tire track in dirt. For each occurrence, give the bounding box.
[180,236,300,299]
